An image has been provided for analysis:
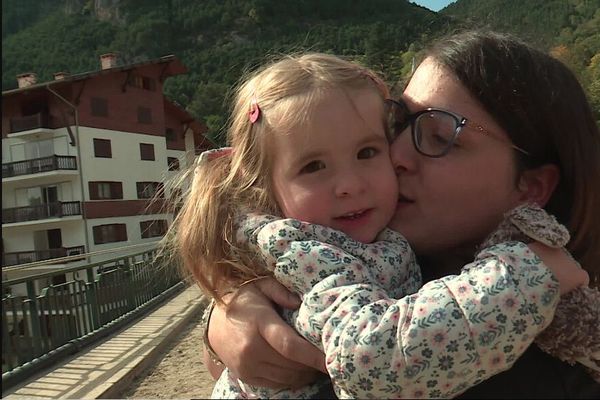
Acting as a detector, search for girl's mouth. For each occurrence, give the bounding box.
[335,209,370,220]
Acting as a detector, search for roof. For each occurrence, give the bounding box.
[2,55,187,97]
[164,99,209,137]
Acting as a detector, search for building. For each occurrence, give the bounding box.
[2,53,212,283]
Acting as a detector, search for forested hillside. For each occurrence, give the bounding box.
[2,0,599,142]
[443,0,600,120]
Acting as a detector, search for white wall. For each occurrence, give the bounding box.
[2,220,86,253]
[79,127,170,200]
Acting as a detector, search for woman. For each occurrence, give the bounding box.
[203,31,600,397]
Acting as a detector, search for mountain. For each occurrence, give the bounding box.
[2,0,598,141]
[3,0,452,140]
[441,0,600,121]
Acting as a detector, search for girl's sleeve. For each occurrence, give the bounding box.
[241,216,560,399]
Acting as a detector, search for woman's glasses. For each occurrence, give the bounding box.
[385,99,530,158]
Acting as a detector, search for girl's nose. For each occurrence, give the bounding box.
[334,170,367,198]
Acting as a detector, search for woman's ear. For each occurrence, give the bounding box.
[517,164,560,207]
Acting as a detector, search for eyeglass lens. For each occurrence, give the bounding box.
[386,100,460,157]
[415,112,460,156]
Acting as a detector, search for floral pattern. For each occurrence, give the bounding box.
[212,213,560,399]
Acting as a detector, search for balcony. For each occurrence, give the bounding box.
[2,155,77,178]
[2,246,85,267]
[9,112,51,133]
[2,201,82,224]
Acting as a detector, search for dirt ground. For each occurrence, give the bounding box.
[120,311,215,399]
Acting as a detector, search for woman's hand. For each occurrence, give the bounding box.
[207,277,327,388]
[528,242,589,294]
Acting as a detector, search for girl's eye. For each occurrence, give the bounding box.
[300,160,325,174]
[357,147,379,159]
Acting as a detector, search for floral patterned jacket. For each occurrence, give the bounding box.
[212,213,560,399]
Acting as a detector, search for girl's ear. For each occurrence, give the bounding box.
[517,164,560,207]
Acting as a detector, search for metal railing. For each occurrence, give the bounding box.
[9,112,51,133]
[2,155,77,178]
[2,248,182,388]
[2,201,82,224]
[2,246,85,267]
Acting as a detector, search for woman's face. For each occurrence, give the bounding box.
[388,58,526,255]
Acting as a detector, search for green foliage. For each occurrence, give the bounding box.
[442,0,574,47]
[2,0,63,38]
[2,11,117,89]
[2,0,599,143]
[442,0,600,121]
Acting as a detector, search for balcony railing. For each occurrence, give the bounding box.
[2,201,82,224]
[2,247,183,389]
[2,246,86,267]
[2,155,77,178]
[9,112,51,133]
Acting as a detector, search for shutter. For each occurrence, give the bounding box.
[140,221,149,238]
[117,224,127,241]
[112,182,123,199]
[89,182,98,200]
[92,226,102,244]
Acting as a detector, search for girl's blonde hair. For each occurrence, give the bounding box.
[168,53,390,303]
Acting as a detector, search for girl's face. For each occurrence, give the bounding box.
[271,87,398,243]
[388,58,526,255]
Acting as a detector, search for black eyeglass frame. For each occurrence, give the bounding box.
[385,98,530,158]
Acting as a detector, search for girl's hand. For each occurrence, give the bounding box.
[207,277,327,388]
[528,242,589,294]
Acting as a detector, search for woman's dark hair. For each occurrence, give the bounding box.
[426,30,600,285]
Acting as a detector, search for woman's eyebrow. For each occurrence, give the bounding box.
[399,95,428,112]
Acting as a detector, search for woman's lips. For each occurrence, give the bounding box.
[396,195,415,210]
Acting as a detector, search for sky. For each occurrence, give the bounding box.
[411,0,457,12]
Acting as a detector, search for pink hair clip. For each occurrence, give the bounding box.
[249,98,261,123]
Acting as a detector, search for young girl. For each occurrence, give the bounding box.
[168,53,584,398]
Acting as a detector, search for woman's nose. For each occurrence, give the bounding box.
[390,128,417,174]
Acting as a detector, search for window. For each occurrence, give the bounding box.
[142,77,156,91]
[93,224,127,244]
[91,97,108,117]
[25,139,54,159]
[169,188,183,204]
[140,143,155,160]
[140,220,168,239]
[52,274,67,285]
[128,75,156,91]
[167,157,180,171]
[89,181,123,200]
[137,107,152,124]
[169,187,183,216]
[98,183,111,198]
[165,128,175,142]
[136,182,164,199]
[93,138,112,158]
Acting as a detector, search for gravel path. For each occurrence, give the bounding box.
[120,311,215,399]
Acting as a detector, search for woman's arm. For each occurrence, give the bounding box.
[206,278,326,388]
[206,214,587,395]
[243,217,581,398]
